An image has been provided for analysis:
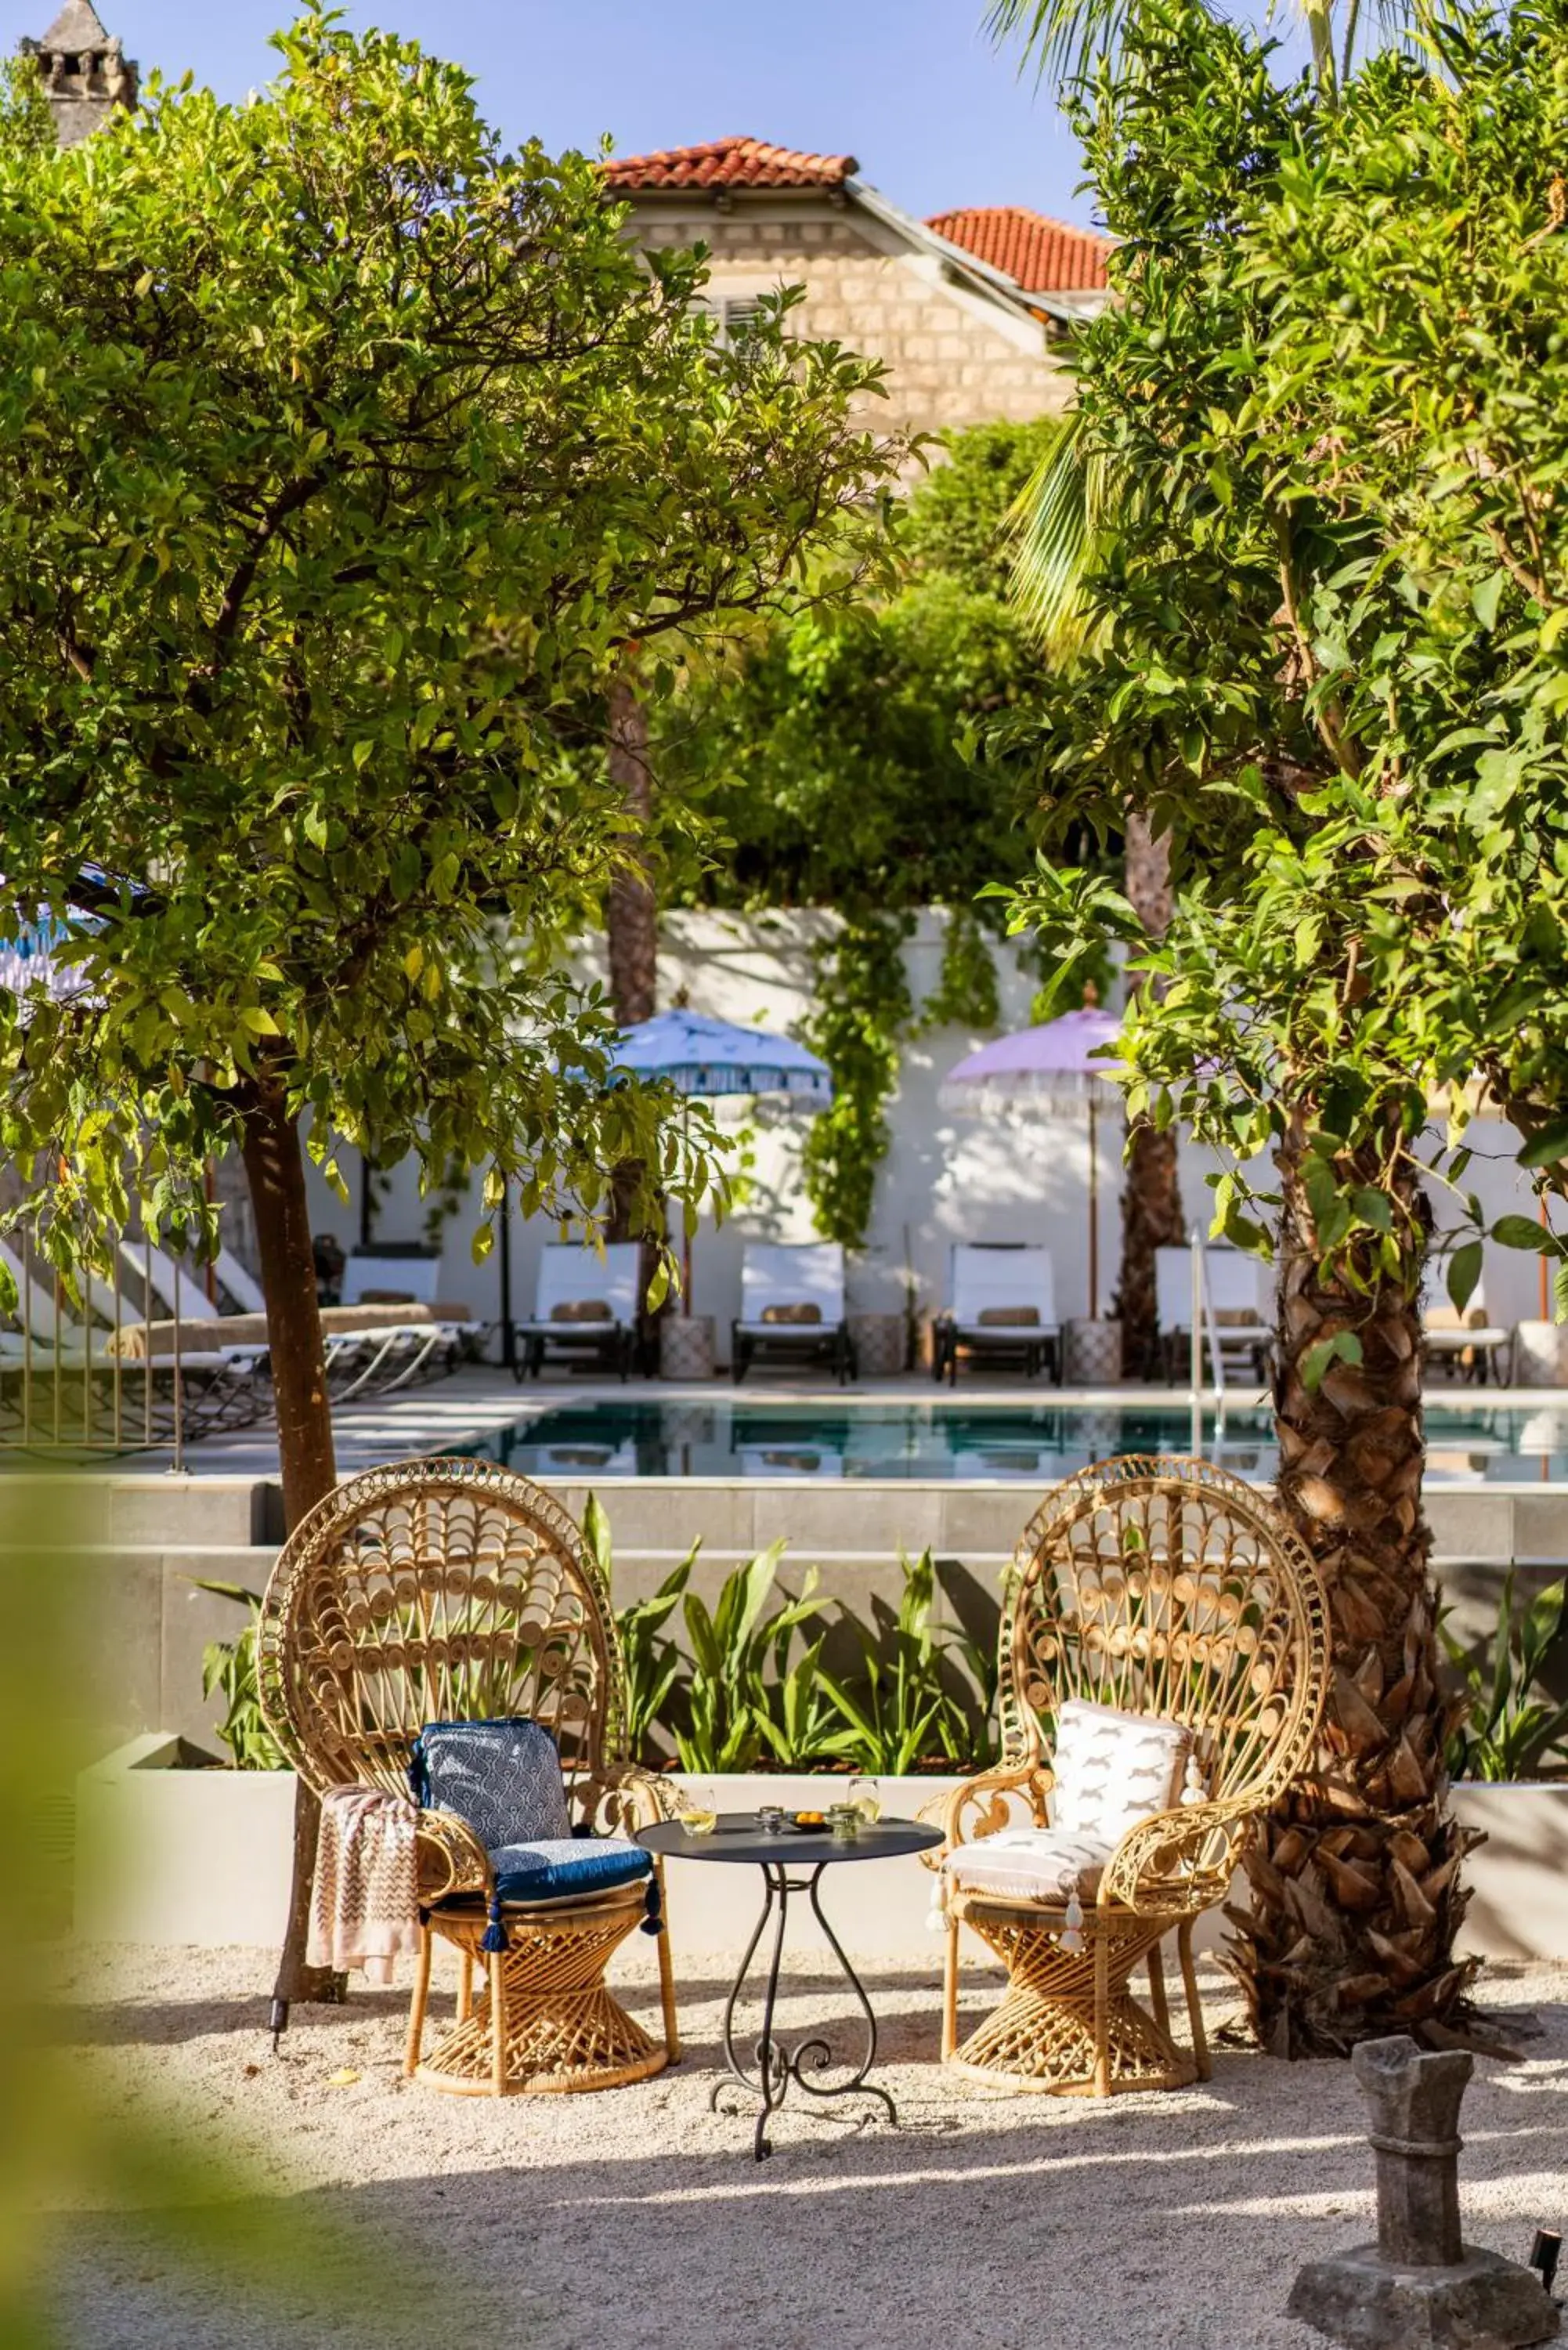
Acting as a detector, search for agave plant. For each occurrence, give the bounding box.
[1442,1573,1568,1784]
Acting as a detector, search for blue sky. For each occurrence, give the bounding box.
[5,0,1105,227]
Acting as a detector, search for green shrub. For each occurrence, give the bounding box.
[190,1581,287,1771]
[1442,1573,1568,1784]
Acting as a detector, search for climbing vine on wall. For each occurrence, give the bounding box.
[801,906,1012,1248]
[800,914,916,1248]
[921,904,1001,1035]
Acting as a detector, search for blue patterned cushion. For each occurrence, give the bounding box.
[410,1719,571,1851]
[490,1837,652,1905]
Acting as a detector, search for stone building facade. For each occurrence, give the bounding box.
[605,138,1090,443]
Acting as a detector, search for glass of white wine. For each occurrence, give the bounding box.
[678,1802,717,1838]
[847,1774,881,1825]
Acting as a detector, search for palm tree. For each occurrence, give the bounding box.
[1007,417,1185,1375]
[988,0,1473,2052]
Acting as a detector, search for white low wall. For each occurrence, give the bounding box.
[300,908,1559,1357]
[76,1743,1568,1965]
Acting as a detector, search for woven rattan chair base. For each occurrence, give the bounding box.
[948,1900,1199,2097]
[411,1890,666,2098]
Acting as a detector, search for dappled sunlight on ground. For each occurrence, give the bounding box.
[43,1944,1568,2350]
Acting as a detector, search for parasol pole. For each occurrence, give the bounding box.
[1087,1087,1100,1322]
[681,1090,691,1316]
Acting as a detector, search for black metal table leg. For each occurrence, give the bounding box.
[711,1859,899,2161]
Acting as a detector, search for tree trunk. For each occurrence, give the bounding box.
[1115,813,1185,1375]
[1228,1114,1477,2055]
[605,674,656,1032]
[238,1061,343,2014]
[604,677,662,1340]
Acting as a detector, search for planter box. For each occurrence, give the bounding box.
[74,1745,1568,1966]
[1451,1783,1568,1961]
[76,1734,298,1946]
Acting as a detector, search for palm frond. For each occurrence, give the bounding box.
[987,0,1413,92]
[984,0,1142,87]
[1006,408,1115,656]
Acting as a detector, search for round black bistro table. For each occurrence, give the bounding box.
[638,1812,943,2161]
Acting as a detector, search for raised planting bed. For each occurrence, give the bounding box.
[74,1744,1568,1963]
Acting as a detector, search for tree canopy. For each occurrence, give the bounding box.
[0,10,899,1430]
[678,418,1054,920]
[659,417,1059,1242]
[982,0,1568,2052]
[1006,0,1568,1285]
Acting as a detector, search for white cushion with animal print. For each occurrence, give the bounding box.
[944,1825,1112,1904]
[1048,1699,1192,1846]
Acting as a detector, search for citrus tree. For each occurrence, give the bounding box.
[0,14,898,2004]
[994,0,1568,2049]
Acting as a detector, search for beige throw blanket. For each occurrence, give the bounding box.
[307,1786,422,1985]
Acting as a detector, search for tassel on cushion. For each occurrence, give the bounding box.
[927,1871,949,1933]
[480,1890,509,1954]
[640,1873,664,1938]
[1060,1887,1085,1954]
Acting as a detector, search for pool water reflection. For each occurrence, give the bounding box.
[473,1398,1568,1484]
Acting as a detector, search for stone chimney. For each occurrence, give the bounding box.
[18,1,138,147]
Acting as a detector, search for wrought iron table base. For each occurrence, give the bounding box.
[714,1857,898,2161]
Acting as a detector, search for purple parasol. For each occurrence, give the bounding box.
[939,1007,1126,1321]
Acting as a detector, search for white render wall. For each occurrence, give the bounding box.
[300,907,1554,1351]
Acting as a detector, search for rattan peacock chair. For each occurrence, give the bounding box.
[930,1455,1329,2096]
[258,1455,680,2098]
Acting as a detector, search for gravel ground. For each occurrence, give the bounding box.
[44,1941,1568,2350]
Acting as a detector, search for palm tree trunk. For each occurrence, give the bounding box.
[606,675,656,1032]
[604,675,662,1341]
[1115,813,1184,1375]
[1228,1114,1478,2054]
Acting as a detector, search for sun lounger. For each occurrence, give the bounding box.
[1155,1243,1273,1383]
[731,1242,854,1385]
[341,1249,443,1307]
[1423,1267,1512,1384]
[514,1242,641,1381]
[934,1244,1059,1385]
[121,1235,477,1396]
[0,1239,267,1438]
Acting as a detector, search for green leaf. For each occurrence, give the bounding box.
[1490,1214,1557,1255]
[1519,1122,1568,1170]
[1300,1329,1363,1391]
[1446,1240,1483,1315]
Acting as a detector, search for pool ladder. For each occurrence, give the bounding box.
[1188,1225,1228,1459]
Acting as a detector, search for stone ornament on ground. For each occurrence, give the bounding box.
[1288,2034,1559,2349]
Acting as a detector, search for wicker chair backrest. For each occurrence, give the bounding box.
[999,1455,1329,1810]
[257,1458,627,1799]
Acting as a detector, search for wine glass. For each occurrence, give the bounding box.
[677,1802,717,1838]
[847,1773,881,1824]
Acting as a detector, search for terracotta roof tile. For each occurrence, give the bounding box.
[927,205,1114,295]
[603,138,858,194]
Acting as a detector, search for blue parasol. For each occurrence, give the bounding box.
[606,1010,833,1317]
[606,1009,832,1104]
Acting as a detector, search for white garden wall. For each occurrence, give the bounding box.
[299,908,1554,1355]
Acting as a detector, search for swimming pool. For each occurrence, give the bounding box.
[474,1397,1568,1484]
